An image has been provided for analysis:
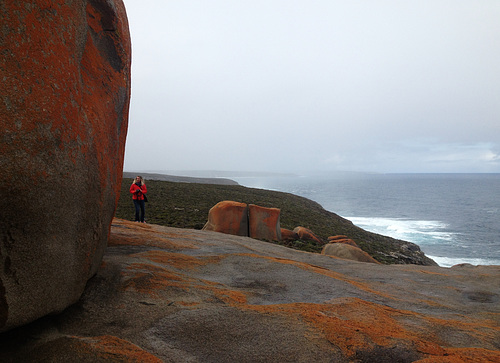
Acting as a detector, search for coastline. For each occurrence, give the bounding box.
[122,171,500,268]
[230,173,500,268]
[118,172,437,266]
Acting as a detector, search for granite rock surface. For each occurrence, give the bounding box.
[202,201,249,236]
[0,0,131,332]
[322,242,380,264]
[1,219,498,362]
[248,204,281,241]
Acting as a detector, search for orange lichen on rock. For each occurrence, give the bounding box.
[109,219,199,250]
[246,299,414,357]
[293,226,323,244]
[327,236,359,248]
[79,335,162,362]
[0,0,131,332]
[202,201,249,236]
[19,335,161,362]
[248,204,281,241]
[416,314,500,351]
[280,228,298,241]
[328,235,349,241]
[197,285,249,305]
[123,259,248,305]
[132,250,225,270]
[234,253,395,300]
[246,298,500,361]
[123,263,188,296]
[109,231,194,250]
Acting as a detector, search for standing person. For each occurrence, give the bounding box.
[130,176,147,223]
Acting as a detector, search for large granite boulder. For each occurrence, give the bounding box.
[322,243,380,264]
[248,204,281,241]
[202,201,249,236]
[0,0,131,332]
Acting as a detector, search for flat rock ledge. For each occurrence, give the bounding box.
[1,219,499,362]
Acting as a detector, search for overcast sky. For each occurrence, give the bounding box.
[122,0,500,174]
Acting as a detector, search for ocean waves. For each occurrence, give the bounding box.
[346,216,500,267]
[233,173,500,268]
[346,217,453,242]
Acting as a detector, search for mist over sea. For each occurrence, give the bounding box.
[232,173,500,267]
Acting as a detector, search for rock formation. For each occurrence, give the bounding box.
[322,243,380,264]
[328,235,359,248]
[248,204,281,241]
[329,235,348,240]
[1,219,498,362]
[202,201,249,236]
[203,201,281,241]
[280,228,298,241]
[293,226,323,244]
[0,0,131,332]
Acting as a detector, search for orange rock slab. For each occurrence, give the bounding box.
[202,201,249,236]
[248,204,281,241]
[328,235,348,241]
[281,228,298,241]
[328,236,359,248]
[293,226,323,244]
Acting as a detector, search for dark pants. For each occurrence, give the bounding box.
[133,199,145,222]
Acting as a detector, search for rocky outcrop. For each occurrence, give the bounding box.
[1,219,499,362]
[328,235,348,240]
[322,243,380,264]
[293,226,323,244]
[203,201,281,241]
[0,0,131,332]
[280,228,298,241]
[248,204,281,241]
[328,235,359,248]
[202,201,249,236]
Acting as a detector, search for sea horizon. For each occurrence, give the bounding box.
[127,170,500,268]
[229,172,500,268]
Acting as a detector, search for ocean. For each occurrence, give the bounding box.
[232,173,500,267]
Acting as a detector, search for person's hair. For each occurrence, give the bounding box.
[132,176,145,186]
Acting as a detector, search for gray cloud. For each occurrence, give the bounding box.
[123,0,500,173]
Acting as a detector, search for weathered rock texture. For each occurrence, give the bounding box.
[328,235,359,248]
[248,204,281,241]
[293,226,323,244]
[0,0,131,332]
[1,219,499,362]
[280,228,298,241]
[322,243,380,264]
[202,201,249,236]
[203,201,281,241]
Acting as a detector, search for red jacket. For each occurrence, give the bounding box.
[130,183,147,200]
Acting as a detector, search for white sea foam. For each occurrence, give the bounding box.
[346,216,500,267]
[234,174,500,268]
[427,255,500,268]
[345,217,452,245]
